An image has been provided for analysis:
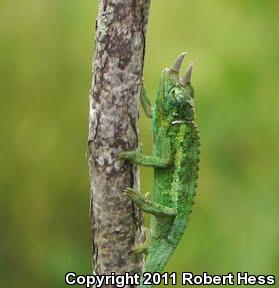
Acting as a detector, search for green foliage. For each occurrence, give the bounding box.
[0,0,278,287]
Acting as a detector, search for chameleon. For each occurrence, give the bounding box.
[119,52,200,287]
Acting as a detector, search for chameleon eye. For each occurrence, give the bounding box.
[168,87,177,100]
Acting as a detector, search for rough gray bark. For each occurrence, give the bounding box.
[88,0,150,284]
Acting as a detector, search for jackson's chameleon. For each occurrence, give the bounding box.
[119,53,200,287]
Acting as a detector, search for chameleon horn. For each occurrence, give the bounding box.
[171,52,187,73]
[180,62,193,86]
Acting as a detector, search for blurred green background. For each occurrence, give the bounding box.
[0,0,278,287]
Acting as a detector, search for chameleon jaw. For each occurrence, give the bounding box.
[171,120,185,125]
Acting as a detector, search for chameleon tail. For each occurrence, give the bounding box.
[139,239,174,288]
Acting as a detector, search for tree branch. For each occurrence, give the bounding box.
[88,0,150,283]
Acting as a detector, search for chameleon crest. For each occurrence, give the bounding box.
[119,52,200,287]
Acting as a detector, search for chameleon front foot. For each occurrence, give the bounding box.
[118,144,143,162]
[118,150,139,162]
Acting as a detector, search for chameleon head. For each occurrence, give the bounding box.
[158,52,195,123]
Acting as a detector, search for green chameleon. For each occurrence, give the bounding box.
[119,52,200,287]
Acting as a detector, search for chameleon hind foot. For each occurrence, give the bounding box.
[131,243,148,255]
[124,188,177,219]
[131,227,149,255]
[124,187,150,209]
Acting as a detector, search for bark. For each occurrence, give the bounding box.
[88,0,150,284]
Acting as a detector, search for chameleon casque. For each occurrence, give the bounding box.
[119,52,200,287]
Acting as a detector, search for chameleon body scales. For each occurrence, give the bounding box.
[119,53,200,287]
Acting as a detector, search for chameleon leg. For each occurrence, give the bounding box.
[140,87,152,118]
[118,128,172,168]
[119,149,171,168]
[124,188,177,218]
[132,243,148,254]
